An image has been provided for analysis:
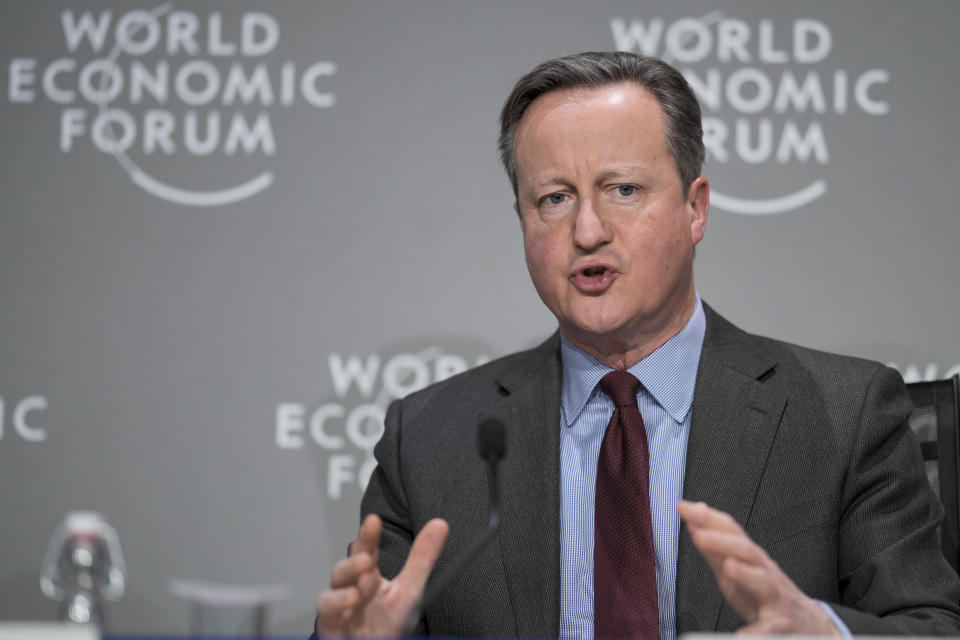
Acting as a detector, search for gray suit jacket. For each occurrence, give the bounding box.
[361,305,960,636]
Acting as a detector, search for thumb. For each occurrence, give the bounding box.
[394,518,449,594]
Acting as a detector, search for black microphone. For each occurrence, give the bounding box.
[404,418,507,632]
[477,417,506,464]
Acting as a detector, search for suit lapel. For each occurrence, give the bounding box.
[675,307,787,633]
[491,336,563,638]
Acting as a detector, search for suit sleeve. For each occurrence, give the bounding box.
[831,365,960,634]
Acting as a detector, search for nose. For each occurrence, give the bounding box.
[572,198,612,252]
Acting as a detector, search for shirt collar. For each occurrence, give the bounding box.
[560,296,706,426]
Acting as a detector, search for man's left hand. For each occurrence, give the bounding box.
[677,500,841,636]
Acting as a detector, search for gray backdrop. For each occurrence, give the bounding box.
[2,0,958,634]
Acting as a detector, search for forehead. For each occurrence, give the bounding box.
[513,83,672,183]
[518,82,666,135]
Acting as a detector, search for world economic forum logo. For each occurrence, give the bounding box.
[276,345,490,500]
[7,4,335,207]
[611,12,891,215]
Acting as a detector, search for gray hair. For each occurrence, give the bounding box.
[498,51,704,197]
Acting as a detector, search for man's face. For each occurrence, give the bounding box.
[513,82,708,355]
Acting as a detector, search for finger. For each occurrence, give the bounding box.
[316,586,361,627]
[330,552,377,589]
[688,529,739,578]
[351,513,383,557]
[394,518,450,593]
[716,557,770,622]
[355,565,382,608]
[721,555,774,603]
[678,500,745,535]
[688,527,768,571]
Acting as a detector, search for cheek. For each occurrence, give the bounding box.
[523,230,551,266]
[523,232,565,288]
[650,213,690,254]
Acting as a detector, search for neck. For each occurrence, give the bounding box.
[562,294,698,370]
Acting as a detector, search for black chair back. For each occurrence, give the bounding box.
[906,374,960,572]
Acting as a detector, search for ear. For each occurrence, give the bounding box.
[686,176,709,246]
[514,200,525,229]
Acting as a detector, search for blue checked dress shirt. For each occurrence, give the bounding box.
[559,298,705,640]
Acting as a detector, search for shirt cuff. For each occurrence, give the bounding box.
[816,600,852,637]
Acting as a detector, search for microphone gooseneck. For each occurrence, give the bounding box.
[404,418,507,633]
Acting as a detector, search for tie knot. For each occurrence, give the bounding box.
[599,370,640,407]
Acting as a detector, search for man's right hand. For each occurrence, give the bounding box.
[316,514,450,638]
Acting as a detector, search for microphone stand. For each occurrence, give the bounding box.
[402,452,502,636]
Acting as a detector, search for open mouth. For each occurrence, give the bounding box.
[582,265,608,278]
[572,263,616,292]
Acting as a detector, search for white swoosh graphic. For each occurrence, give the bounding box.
[131,170,275,207]
[710,180,828,216]
[661,12,827,217]
[95,3,274,208]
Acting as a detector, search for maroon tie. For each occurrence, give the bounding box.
[594,370,660,640]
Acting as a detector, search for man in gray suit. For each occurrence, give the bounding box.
[314,52,960,638]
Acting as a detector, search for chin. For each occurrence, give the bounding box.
[564,314,632,343]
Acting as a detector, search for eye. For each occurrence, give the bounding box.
[615,185,637,197]
[544,193,566,205]
[537,192,569,209]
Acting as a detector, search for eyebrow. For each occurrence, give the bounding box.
[530,176,570,189]
[595,166,652,182]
